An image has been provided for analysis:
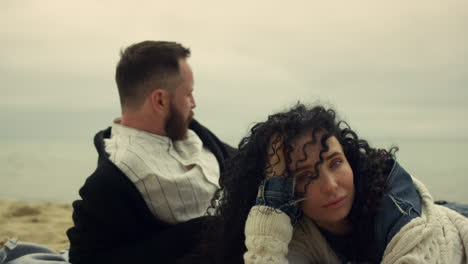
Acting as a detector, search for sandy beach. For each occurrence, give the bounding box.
[0,200,73,251]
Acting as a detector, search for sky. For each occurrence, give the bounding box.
[1,1,467,202]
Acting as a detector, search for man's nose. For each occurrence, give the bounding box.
[191,96,196,109]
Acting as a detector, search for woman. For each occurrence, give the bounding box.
[212,103,468,263]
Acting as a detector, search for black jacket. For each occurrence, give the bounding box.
[66,120,236,264]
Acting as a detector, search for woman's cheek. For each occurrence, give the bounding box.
[295,180,306,194]
[300,198,315,219]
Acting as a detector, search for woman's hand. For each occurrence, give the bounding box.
[255,134,306,225]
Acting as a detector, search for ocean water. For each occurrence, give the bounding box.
[0,137,467,204]
[0,139,96,203]
[375,137,468,203]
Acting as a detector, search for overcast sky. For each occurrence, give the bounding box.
[1,0,467,145]
[1,1,468,203]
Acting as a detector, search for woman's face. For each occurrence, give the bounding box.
[289,132,355,234]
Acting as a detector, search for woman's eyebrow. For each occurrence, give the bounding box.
[324,151,342,161]
[292,151,342,172]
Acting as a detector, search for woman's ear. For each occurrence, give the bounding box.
[149,89,169,113]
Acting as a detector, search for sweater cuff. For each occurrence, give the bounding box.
[245,205,294,243]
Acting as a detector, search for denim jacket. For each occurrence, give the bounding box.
[373,160,422,259]
[255,177,304,225]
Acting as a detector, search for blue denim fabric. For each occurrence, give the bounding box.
[0,239,69,264]
[373,160,421,259]
[435,200,468,217]
[255,177,305,225]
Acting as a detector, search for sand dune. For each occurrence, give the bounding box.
[0,200,73,251]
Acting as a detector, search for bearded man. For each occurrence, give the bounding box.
[66,41,235,264]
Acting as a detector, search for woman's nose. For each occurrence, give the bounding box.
[322,172,339,194]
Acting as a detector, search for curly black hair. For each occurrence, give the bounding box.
[210,103,397,263]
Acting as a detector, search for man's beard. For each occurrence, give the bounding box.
[165,103,193,141]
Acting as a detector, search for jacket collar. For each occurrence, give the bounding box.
[373,160,422,259]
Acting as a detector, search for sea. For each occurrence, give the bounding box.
[1,135,467,204]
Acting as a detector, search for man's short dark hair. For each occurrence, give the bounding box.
[115,40,191,109]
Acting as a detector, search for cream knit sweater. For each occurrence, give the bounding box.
[244,178,468,264]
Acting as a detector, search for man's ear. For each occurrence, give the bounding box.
[149,89,169,112]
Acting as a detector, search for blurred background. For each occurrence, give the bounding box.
[1,0,467,203]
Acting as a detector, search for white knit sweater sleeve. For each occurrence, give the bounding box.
[244,205,294,264]
[382,177,468,264]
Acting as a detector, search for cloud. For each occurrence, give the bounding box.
[0,0,467,142]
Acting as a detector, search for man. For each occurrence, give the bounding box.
[66,41,235,264]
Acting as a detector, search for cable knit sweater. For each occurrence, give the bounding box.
[244,178,468,264]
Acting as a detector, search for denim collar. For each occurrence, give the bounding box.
[385,160,422,215]
[373,160,422,259]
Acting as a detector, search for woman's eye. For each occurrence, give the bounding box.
[330,159,343,168]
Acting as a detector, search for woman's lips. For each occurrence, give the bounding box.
[323,195,347,208]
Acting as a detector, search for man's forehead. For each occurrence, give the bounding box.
[180,61,194,85]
